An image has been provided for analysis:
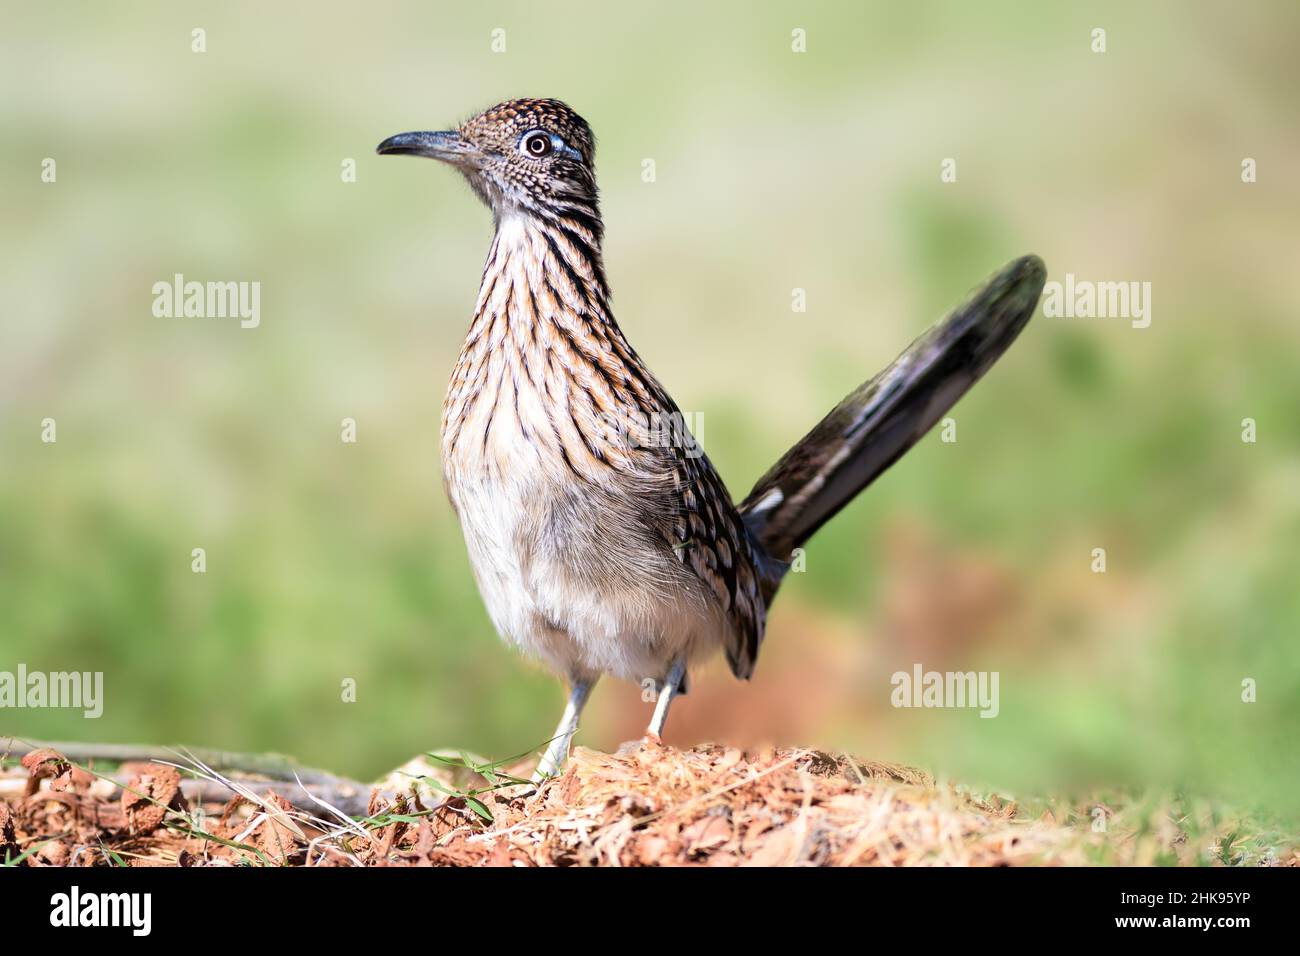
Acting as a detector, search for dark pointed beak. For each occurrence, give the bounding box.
[375,130,478,166]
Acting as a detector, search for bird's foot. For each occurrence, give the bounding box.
[614,732,666,755]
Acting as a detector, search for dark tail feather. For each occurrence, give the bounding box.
[740,254,1046,589]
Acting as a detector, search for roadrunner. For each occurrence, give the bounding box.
[378,98,1045,778]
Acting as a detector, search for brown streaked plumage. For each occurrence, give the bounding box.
[378,98,1045,778]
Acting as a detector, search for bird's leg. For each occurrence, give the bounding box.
[645,654,687,743]
[532,679,594,782]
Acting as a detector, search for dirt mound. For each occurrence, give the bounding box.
[2,741,1293,866]
[385,742,1077,866]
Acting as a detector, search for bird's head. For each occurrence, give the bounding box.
[377,98,600,230]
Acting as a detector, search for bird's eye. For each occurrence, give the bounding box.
[523,132,553,158]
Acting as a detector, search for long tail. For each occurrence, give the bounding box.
[740,254,1046,595]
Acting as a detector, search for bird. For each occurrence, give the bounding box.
[377,98,1045,779]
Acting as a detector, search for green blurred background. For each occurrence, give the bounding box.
[3,2,1298,820]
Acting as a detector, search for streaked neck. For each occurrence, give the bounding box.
[477,210,610,325]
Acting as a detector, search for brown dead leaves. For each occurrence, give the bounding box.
[3,746,322,866]
[121,764,187,834]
